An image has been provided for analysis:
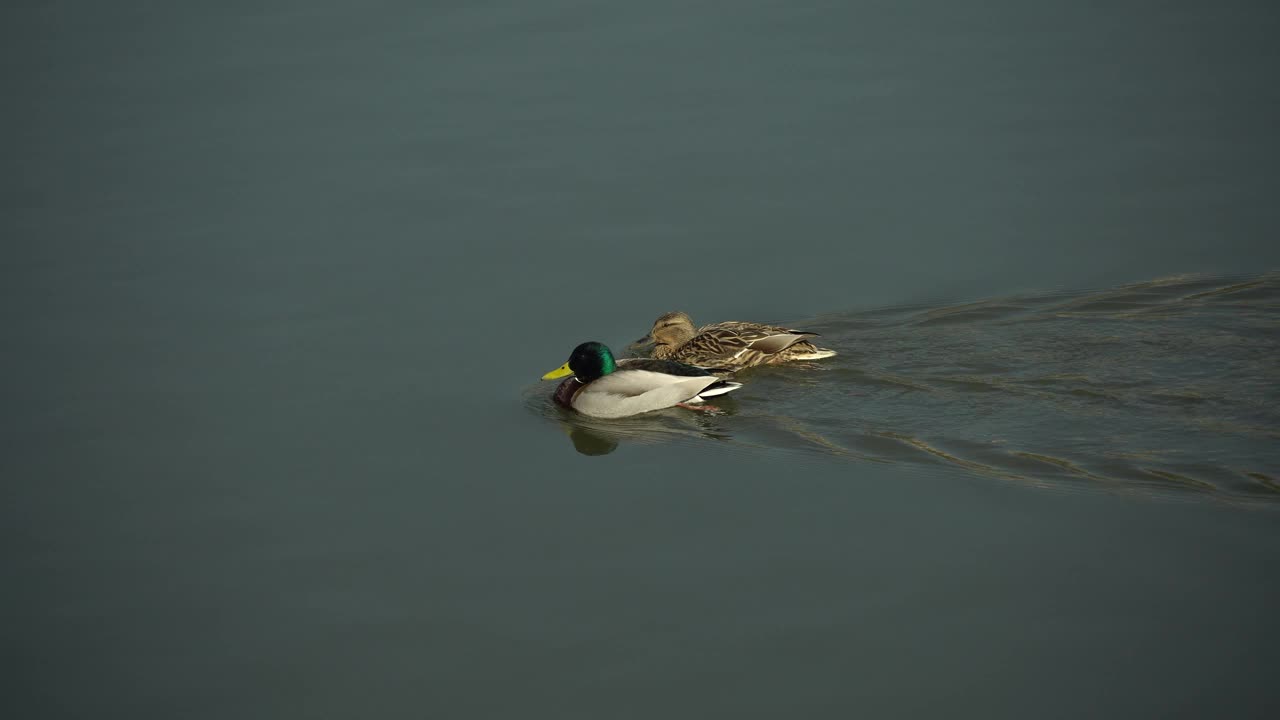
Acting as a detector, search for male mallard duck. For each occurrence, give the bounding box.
[633,311,837,373]
[541,341,742,418]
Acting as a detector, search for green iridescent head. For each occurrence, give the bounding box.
[541,342,617,382]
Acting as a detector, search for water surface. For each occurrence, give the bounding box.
[530,273,1280,504]
[4,1,1280,718]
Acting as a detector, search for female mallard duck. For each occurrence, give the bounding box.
[633,311,837,373]
[541,341,742,418]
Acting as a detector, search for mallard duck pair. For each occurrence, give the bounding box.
[541,313,835,418]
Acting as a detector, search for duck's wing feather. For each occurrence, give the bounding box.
[572,370,719,419]
[693,322,819,355]
[616,358,714,377]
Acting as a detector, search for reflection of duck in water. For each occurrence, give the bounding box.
[561,423,619,456]
[542,342,741,418]
[633,311,836,373]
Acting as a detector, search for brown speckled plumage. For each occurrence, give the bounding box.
[639,312,837,373]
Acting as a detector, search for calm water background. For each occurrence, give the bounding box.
[5,1,1279,718]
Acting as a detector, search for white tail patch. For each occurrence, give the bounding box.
[789,348,837,360]
[696,381,743,398]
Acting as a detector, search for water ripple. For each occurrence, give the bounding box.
[525,273,1280,506]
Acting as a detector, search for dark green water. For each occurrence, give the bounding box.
[5,2,1279,718]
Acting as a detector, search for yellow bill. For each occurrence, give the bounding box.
[541,362,573,380]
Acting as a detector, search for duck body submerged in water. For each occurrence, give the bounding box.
[542,342,742,418]
[634,311,837,373]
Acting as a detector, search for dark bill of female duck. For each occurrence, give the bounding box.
[539,341,742,418]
